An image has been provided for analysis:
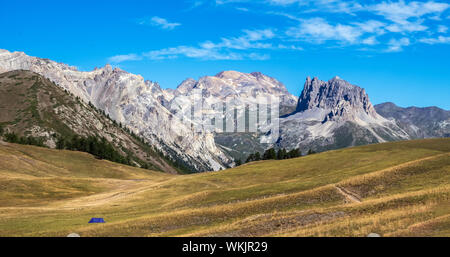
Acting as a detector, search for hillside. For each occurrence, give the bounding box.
[0,138,448,236]
[0,70,178,173]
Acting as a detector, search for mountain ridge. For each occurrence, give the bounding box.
[172,69,298,106]
[375,102,450,139]
[1,49,448,171]
[0,49,233,172]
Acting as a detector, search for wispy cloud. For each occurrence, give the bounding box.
[235,7,249,12]
[385,37,410,52]
[137,16,181,30]
[143,46,271,61]
[119,1,450,62]
[369,1,450,24]
[266,11,302,21]
[215,0,249,5]
[108,54,142,63]
[362,36,379,46]
[438,25,448,33]
[265,0,304,5]
[145,46,237,60]
[203,29,275,50]
[268,1,450,52]
[266,0,449,18]
[367,1,449,33]
[385,21,428,33]
[107,27,304,62]
[277,44,303,50]
[267,0,363,14]
[419,35,450,44]
[144,29,276,60]
[352,20,386,35]
[286,18,366,45]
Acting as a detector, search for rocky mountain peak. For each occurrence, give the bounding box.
[331,75,341,81]
[296,76,378,121]
[375,102,398,110]
[175,78,197,95]
[104,63,113,72]
[250,71,269,80]
[172,71,298,106]
[214,70,244,79]
[177,78,196,87]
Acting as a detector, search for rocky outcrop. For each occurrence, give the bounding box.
[276,76,410,152]
[296,76,378,122]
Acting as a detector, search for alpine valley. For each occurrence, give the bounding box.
[0,49,449,173]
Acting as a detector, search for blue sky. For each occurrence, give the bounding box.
[1,0,450,109]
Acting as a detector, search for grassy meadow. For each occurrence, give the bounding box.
[0,138,449,236]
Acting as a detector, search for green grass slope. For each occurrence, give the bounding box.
[0,138,448,236]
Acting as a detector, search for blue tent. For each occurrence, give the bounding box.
[88,218,105,223]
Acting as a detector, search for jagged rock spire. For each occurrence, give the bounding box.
[296,76,377,121]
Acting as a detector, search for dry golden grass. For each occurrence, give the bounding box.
[0,138,449,236]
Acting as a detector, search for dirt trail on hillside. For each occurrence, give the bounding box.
[366,153,449,176]
[334,153,449,204]
[338,153,449,187]
[52,177,177,209]
[335,185,362,203]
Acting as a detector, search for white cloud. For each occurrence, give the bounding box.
[247,53,271,60]
[285,18,391,46]
[385,20,428,32]
[277,1,449,52]
[138,16,181,30]
[143,46,271,61]
[144,46,243,60]
[362,36,378,45]
[266,0,299,5]
[266,11,302,21]
[236,7,249,11]
[277,44,303,50]
[266,0,450,21]
[353,20,386,35]
[269,1,448,35]
[129,1,450,60]
[365,1,450,34]
[215,0,246,4]
[267,0,363,14]
[286,18,363,44]
[370,1,450,24]
[385,37,410,52]
[419,35,450,44]
[438,25,448,33]
[143,29,276,61]
[108,54,142,63]
[213,29,276,50]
